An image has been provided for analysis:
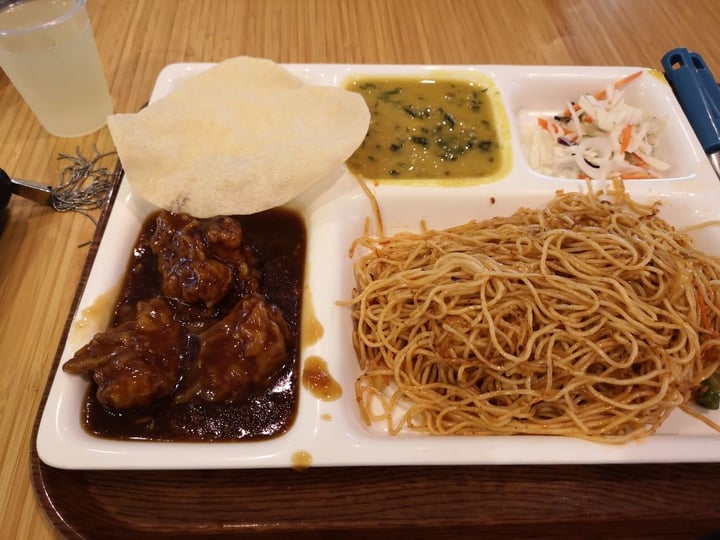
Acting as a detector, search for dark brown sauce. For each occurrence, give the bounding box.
[81,208,306,442]
[301,286,324,347]
[291,450,312,471]
[70,284,120,349]
[302,355,342,401]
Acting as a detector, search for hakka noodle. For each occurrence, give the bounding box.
[347,181,720,443]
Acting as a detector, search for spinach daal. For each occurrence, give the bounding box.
[345,77,503,180]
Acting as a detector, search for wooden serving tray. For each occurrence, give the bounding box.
[30,163,720,540]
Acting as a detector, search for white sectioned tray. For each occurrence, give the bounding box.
[37,62,720,469]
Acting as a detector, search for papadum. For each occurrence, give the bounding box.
[107,56,370,217]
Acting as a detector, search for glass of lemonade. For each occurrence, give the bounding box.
[0,0,113,137]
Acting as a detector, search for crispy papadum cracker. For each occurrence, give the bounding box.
[107,56,370,217]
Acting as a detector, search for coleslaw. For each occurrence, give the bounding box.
[523,71,669,179]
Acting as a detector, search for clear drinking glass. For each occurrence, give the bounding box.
[0,0,113,137]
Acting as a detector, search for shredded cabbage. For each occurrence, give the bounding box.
[523,72,669,180]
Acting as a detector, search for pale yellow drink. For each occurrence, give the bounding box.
[0,0,112,137]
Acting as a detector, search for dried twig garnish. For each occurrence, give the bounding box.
[51,147,117,223]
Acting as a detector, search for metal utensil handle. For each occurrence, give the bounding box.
[0,167,53,209]
[0,168,12,211]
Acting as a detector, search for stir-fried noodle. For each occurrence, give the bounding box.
[347,181,720,443]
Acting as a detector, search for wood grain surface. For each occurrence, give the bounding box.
[3,1,720,538]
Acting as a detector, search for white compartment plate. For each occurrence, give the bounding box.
[37,62,720,469]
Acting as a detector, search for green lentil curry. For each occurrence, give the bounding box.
[345,77,502,180]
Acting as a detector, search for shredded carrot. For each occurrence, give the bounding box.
[620,124,633,153]
[627,152,650,168]
[596,70,644,101]
[538,116,575,138]
[561,70,644,117]
[615,70,644,89]
[697,288,711,331]
[561,103,577,119]
[619,171,655,179]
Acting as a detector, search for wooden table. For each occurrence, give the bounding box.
[3,1,720,538]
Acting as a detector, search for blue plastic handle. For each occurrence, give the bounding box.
[662,47,720,154]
